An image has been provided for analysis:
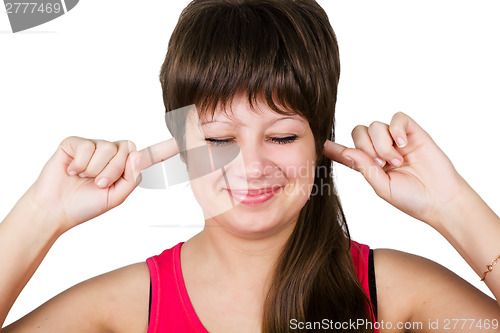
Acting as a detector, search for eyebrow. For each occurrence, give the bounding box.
[200,115,304,127]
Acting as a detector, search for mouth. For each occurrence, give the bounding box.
[224,186,284,205]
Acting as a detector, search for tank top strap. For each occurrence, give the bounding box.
[146,242,208,333]
[350,240,379,331]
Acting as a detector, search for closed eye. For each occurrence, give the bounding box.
[204,135,298,146]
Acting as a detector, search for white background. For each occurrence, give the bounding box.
[1,0,499,326]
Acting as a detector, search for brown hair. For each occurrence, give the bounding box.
[160,1,375,332]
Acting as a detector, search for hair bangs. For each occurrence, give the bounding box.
[160,0,332,123]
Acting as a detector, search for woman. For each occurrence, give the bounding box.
[1,0,499,332]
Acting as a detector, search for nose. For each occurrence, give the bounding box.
[229,140,277,183]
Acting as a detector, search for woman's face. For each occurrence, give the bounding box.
[184,93,317,239]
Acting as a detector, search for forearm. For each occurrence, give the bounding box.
[0,192,63,328]
[434,176,500,304]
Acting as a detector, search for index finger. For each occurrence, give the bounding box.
[135,137,180,172]
[323,140,353,167]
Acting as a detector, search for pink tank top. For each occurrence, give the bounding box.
[146,241,378,333]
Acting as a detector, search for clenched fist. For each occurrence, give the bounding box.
[323,112,467,227]
[25,136,179,233]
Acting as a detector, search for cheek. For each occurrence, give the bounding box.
[189,171,236,219]
[272,144,316,184]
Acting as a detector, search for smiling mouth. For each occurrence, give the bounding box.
[223,186,284,205]
[225,186,283,195]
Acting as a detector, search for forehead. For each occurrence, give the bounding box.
[200,114,306,129]
[196,96,305,127]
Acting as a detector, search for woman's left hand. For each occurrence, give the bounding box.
[323,111,468,227]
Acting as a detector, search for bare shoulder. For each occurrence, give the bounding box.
[373,248,500,333]
[3,262,150,333]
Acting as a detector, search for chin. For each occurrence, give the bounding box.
[205,203,297,240]
[196,182,310,238]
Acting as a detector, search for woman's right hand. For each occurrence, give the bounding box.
[24,136,179,233]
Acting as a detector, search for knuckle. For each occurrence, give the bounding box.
[59,136,71,145]
[99,142,118,156]
[124,140,137,152]
[115,140,136,153]
[389,125,403,137]
[80,139,96,152]
[394,111,407,118]
[59,135,78,147]
[390,115,409,136]
[351,125,366,137]
[368,121,386,130]
[392,112,409,126]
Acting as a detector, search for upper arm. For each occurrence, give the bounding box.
[373,248,500,333]
[2,262,150,333]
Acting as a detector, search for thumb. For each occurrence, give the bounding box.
[123,150,143,187]
[341,148,390,199]
[107,147,142,209]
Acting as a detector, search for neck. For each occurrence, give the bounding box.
[182,216,297,290]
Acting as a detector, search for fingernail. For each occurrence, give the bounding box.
[97,178,109,189]
[344,155,353,162]
[374,158,385,167]
[78,172,86,177]
[391,158,402,167]
[396,137,406,148]
[67,169,76,176]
